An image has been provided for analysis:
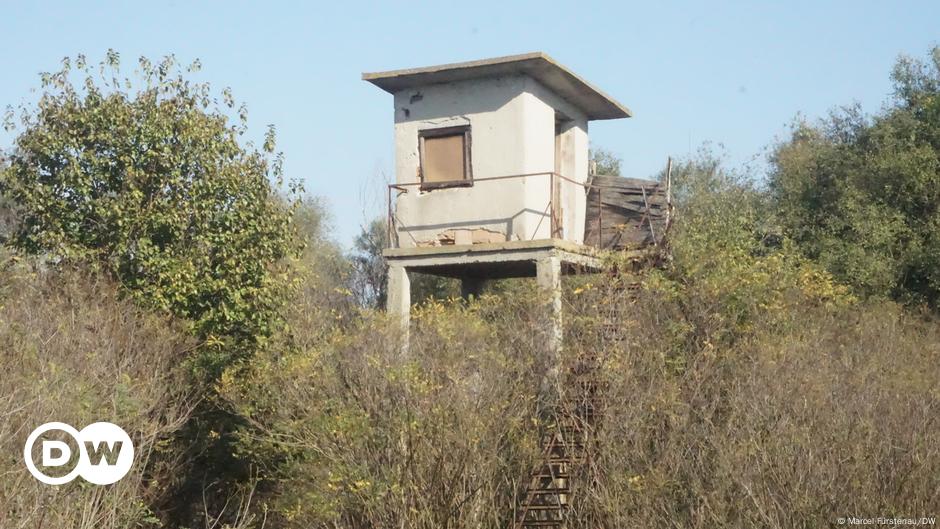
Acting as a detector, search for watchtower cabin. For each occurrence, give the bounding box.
[364,52,668,324]
[364,52,670,528]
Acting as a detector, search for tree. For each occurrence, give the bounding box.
[590,146,622,176]
[770,47,940,305]
[1,51,303,371]
[348,218,459,308]
[0,167,13,243]
[349,217,389,307]
[290,195,356,342]
[1,52,306,526]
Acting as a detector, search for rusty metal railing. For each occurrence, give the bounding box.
[386,171,573,248]
[385,161,673,249]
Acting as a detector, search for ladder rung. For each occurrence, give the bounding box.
[523,505,568,512]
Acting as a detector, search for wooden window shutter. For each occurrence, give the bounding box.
[419,126,472,187]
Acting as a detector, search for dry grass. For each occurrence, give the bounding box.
[0,261,197,528]
[219,291,554,529]
[563,273,940,528]
[4,251,938,529]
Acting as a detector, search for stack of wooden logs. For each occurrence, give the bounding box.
[583,175,670,250]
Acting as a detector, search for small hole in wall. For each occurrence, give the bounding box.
[410,92,423,104]
[402,107,410,118]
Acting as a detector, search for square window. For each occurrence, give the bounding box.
[419,126,472,188]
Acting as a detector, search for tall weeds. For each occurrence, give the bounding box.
[0,262,197,528]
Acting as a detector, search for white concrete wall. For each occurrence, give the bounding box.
[391,74,589,247]
[519,77,589,242]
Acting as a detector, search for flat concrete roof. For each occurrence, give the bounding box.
[363,52,631,121]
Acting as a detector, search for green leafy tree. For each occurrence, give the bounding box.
[590,146,622,176]
[656,148,851,347]
[1,51,303,371]
[770,47,940,305]
[1,52,305,525]
[290,196,356,343]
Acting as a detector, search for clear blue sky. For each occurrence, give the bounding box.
[2,1,937,246]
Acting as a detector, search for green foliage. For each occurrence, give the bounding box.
[4,47,940,529]
[348,217,459,308]
[0,52,303,372]
[349,218,389,307]
[770,47,940,306]
[568,273,940,528]
[560,151,936,526]
[657,149,853,348]
[589,146,622,176]
[0,190,14,243]
[0,52,307,528]
[287,196,357,346]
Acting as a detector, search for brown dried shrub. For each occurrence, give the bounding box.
[219,291,556,529]
[563,271,940,528]
[0,259,197,529]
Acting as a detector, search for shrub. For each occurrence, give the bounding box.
[770,47,940,306]
[0,260,196,528]
[0,52,302,373]
[565,278,940,528]
[219,293,552,529]
[559,151,938,527]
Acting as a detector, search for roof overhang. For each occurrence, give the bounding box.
[363,52,631,120]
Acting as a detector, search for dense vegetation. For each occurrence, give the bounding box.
[1,48,938,528]
[771,47,940,306]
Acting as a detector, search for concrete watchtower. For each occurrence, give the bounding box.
[363,52,632,338]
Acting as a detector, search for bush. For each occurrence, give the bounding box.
[558,152,939,527]
[770,47,940,306]
[0,260,196,528]
[219,293,553,529]
[0,52,302,372]
[0,52,306,526]
[565,278,940,528]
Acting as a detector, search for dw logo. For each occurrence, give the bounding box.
[23,422,134,485]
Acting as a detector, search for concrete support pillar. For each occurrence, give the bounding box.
[386,265,411,345]
[460,277,485,301]
[536,255,563,354]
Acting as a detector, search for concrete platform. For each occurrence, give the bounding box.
[382,239,603,279]
[384,239,609,352]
